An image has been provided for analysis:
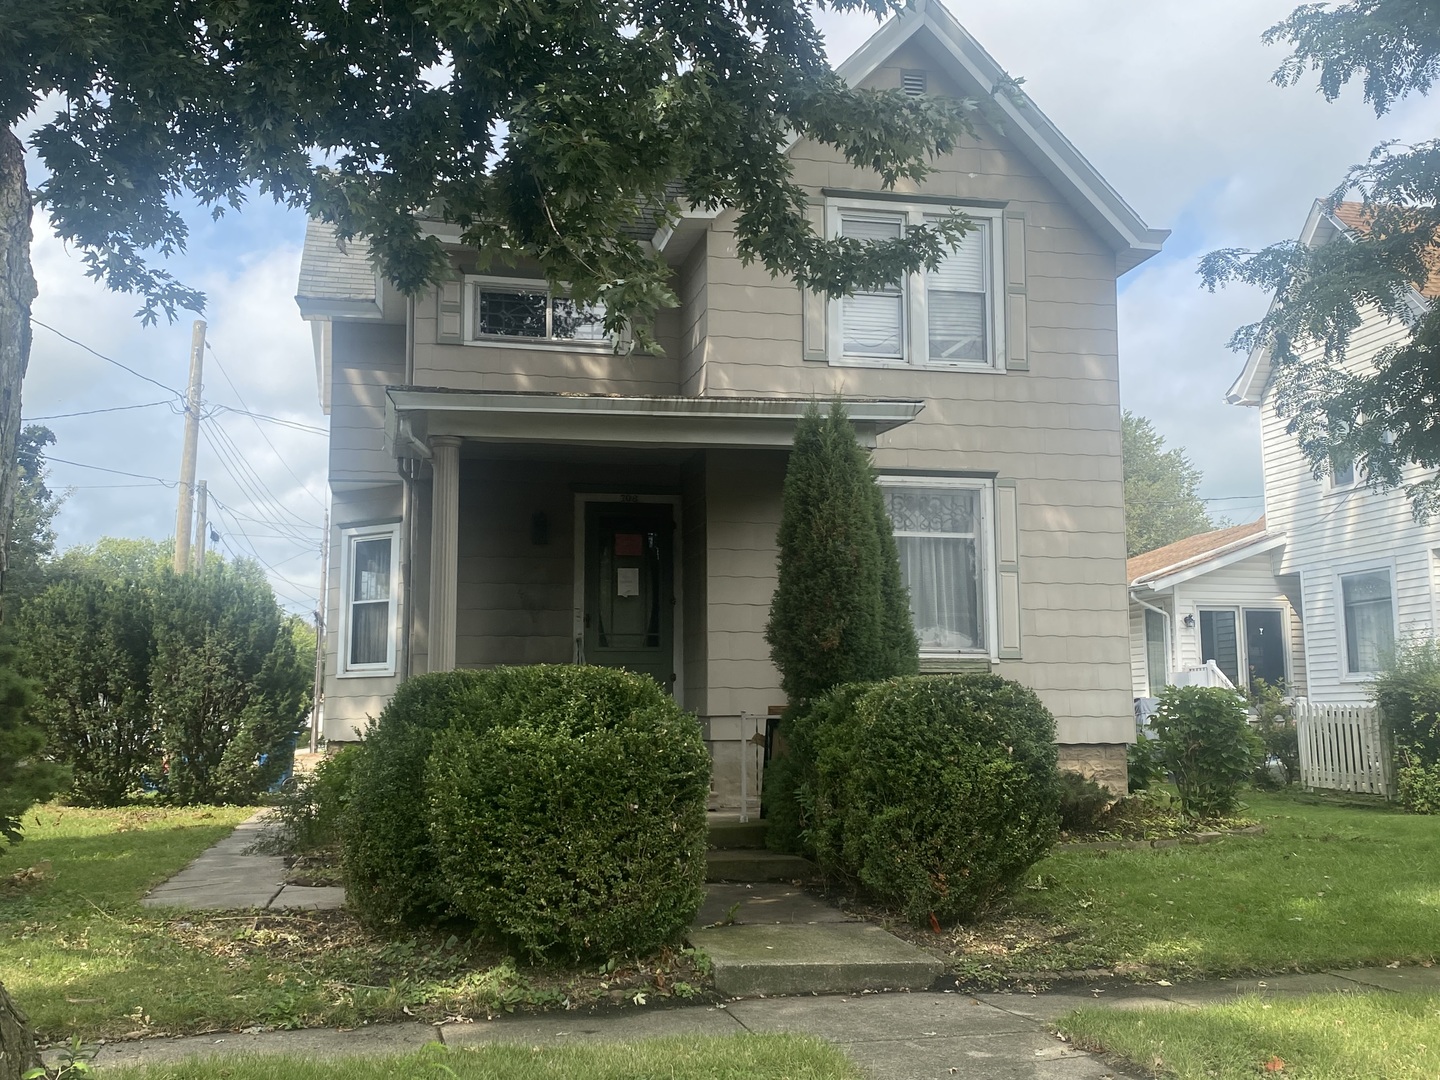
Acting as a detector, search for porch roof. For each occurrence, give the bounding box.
[385,389,925,458]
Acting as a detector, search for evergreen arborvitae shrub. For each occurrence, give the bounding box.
[796,673,1060,925]
[765,399,916,704]
[425,665,709,961]
[342,669,496,927]
[0,638,68,852]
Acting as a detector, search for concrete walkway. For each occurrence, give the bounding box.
[140,812,345,912]
[57,967,1440,1078]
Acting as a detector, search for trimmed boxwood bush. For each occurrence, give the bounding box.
[427,666,709,960]
[344,665,710,961]
[795,673,1060,926]
[342,669,497,927]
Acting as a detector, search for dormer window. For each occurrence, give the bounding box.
[466,277,608,344]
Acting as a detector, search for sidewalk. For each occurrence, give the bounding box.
[55,966,1440,1079]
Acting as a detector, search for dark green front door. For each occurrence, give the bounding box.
[583,502,675,692]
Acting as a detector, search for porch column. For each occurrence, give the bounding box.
[428,436,462,672]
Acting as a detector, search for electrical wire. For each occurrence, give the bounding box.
[211,500,319,606]
[23,400,174,422]
[212,405,328,437]
[200,422,319,544]
[31,319,185,398]
[47,456,178,487]
[204,341,328,506]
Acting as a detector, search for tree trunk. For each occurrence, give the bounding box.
[0,980,39,1080]
[0,127,37,612]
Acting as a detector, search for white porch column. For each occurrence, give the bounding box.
[428,436,462,672]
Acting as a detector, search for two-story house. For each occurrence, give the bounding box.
[1128,198,1437,706]
[296,0,1168,803]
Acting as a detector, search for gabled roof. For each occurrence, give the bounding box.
[832,0,1168,273]
[1127,517,1274,590]
[1227,199,1435,406]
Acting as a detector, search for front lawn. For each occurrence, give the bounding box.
[0,805,706,1042]
[905,791,1440,982]
[1060,992,1440,1079]
[99,1036,862,1080]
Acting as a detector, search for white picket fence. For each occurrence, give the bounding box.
[1294,700,1395,797]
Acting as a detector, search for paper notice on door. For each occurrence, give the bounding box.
[616,567,640,597]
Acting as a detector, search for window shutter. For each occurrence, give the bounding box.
[995,478,1023,659]
[1003,211,1028,371]
[801,203,828,362]
[436,275,464,344]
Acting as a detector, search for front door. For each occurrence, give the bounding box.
[583,502,675,692]
[1244,608,1287,691]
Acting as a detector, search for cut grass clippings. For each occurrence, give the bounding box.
[881,791,1440,984]
[97,1036,863,1080]
[0,805,710,1043]
[1060,992,1440,1079]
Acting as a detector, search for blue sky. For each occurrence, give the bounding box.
[20,0,1433,614]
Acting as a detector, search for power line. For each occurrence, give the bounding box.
[31,319,185,398]
[200,422,319,543]
[212,404,328,437]
[23,400,176,422]
[47,456,178,487]
[204,341,328,507]
[211,500,319,605]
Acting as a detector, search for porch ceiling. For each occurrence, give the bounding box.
[385,389,925,458]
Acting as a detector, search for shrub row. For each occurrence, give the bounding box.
[343,665,710,961]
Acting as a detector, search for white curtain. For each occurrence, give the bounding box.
[1343,571,1394,673]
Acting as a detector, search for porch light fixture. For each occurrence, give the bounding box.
[1183,614,1196,628]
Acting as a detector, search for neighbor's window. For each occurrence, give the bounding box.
[1340,568,1394,676]
[881,480,988,652]
[471,279,607,343]
[833,201,998,368]
[341,524,401,676]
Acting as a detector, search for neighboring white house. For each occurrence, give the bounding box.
[1127,517,1306,699]
[1129,198,1437,707]
[298,2,1169,801]
[1224,199,1440,704]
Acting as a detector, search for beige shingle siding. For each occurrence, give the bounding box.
[328,323,405,484]
[298,219,379,302]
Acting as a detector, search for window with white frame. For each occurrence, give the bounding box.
[341,524,401,676]
[881,478,991,653]
[1340,568,1394,676]
[831,201,1000,369]
[466,277,608,344]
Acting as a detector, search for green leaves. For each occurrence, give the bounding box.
[1122,411,1217,557]
[1151,685,1262,819]
[9,0,978,338]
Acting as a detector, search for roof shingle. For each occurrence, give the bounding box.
[1127,517,1269,587]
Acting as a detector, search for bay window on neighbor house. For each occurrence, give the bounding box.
[340,523,401,677]
[464,277,609,345]
[830,201,1003,369]
[881,476,992,655]
[1340,567,1395,676]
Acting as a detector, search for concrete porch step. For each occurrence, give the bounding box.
[707,819,769,850]
[706,849,816,883]
[690,883,942,997]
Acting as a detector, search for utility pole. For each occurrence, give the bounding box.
[309,506,330,754]
[172,320,206,574]
[192,480,208,573]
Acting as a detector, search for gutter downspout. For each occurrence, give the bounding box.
[1130,589,1175,691]
[397,294,418,681]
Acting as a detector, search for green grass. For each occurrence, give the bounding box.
[943,791,1440,980]
[1060,993,1440,1079]
[98,1036,862,1080]
[0,805,703,1041]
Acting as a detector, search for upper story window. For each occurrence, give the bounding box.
[828,200,1003,370]
[465,277,609,345]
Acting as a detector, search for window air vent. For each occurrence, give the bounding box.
[901,70,928,97]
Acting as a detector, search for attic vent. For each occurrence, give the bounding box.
[901,70,928,97]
